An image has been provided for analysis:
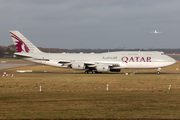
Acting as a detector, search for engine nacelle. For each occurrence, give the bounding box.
[71,62,85,70]
[96,65,110,72]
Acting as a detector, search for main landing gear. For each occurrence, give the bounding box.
[85,70,96,74]
[85,69,101,74]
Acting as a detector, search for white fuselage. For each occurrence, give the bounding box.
[16,51,176,69]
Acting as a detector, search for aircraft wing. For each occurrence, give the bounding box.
[85,61,120,68]
[58,60,72,64]
[56,60,119,68]
[58,60,96,67]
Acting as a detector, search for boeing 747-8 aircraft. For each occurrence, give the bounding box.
[10,31,175,74]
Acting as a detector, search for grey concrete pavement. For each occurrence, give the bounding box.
[0,63,38,70]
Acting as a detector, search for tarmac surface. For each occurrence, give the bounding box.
[0,63,37,70]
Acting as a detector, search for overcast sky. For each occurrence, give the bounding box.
[0,0,180,49]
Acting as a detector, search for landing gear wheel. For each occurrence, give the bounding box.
[157,68,161,75]
[85,70,97,74]
[92,70,96,74]
[85,70,93,74]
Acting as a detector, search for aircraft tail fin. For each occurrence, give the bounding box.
[10,31,42,53]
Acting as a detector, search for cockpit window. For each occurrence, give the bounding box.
[161,53,165,55]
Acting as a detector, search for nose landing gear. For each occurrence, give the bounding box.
[157,68,161,75]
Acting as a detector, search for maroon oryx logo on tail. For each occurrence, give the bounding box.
[10,32,30,53]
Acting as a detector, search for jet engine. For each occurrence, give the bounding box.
[71,62,85,70]
[96,65,110,72]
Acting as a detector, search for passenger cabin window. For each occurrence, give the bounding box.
[161,53,165,55]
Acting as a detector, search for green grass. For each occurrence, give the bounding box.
[1,88,180,119]
[0,60,180,119]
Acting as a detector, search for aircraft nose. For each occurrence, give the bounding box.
[167,56,176,65]
[170,56,176,62]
